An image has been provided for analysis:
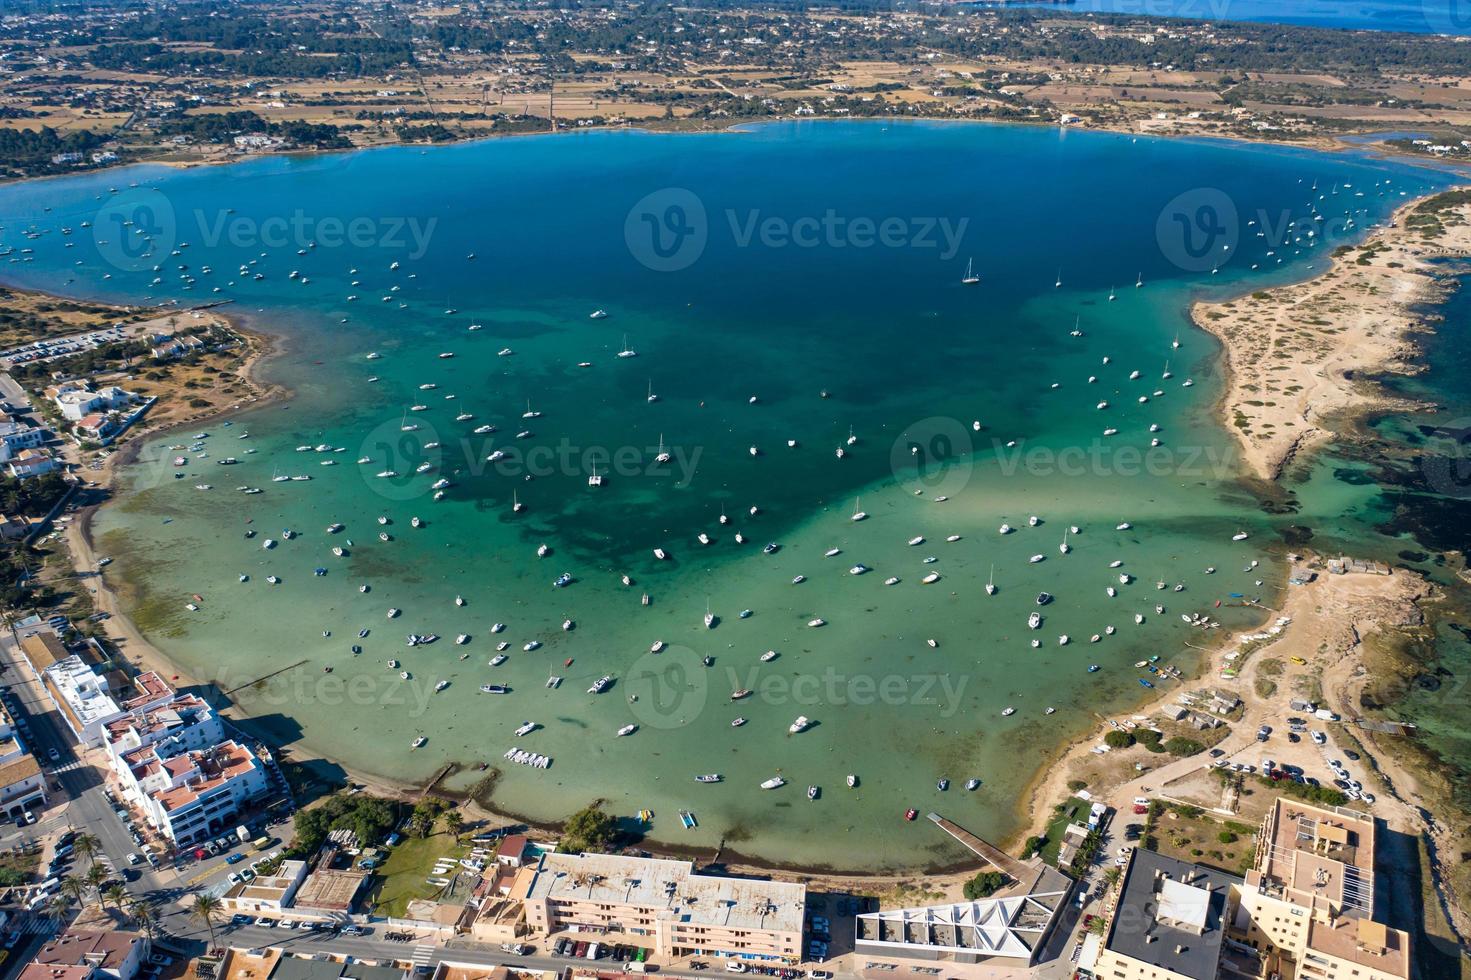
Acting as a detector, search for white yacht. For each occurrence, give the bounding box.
[789,715,812,734]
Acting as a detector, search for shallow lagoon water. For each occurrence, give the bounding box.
[0,121,1450,870]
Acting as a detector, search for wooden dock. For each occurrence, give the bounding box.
[926,812,1034,883]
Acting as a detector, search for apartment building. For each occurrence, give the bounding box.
[1234,799,1409,980]
[118,739,270,848]
[41,648,172,747]
[31,930,150,980]
[519,852,805,962]
[1089,798,1412,980]
[0,419,47,461]
[1092,850,1240,980]
[102,693,223,782]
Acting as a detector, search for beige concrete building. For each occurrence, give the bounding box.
[1234,799,1409,980]
[1090,849,1240,980]
[519,852,805,962]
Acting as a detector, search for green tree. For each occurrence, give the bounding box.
[73,833,102,870]
[59,875,85,905]
[83,863,108,904]
[560,804,619,854]
[192,893,222,949]
[48,891,74,921]
[444,810,464,843]
[1164,737,1204,757]
[1104,730,1135,749]
[103,882,129,909]
[129,900,160,941]
[962,871,1005,900]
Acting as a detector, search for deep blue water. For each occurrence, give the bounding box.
[993,0,1471,34]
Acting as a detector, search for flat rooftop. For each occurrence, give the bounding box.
[1252,798,1375,916]
[1103,849,1240,980]
[526,852,805,934]
[1306,915,1409,979]
[855,864,1071,963]
[294,867,368,911]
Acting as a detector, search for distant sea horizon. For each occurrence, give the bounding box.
[983,0,1471,35]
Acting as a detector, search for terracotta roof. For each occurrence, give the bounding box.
[0,753,42,789]
[35,930,146,968]
[153,740,259,812]
[19,965,95,980]
[19,632,69,671]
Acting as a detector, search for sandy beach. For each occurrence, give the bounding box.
[1191,190,1471,481]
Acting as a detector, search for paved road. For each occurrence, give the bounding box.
[163,918,810,980]
[0,632,285,901]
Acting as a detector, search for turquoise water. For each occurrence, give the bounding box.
[0,122,1450,871]
[997,0,1469,34]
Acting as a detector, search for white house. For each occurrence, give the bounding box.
[119,739,271,848]
[0,420,46,462]
[103,693,223,784]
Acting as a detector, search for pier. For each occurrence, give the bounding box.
[926,812,1034,883]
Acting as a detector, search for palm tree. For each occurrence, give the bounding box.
[59,875,86,906]
[191,893,222,950]
[84,863,108,904]
[444,810,464,843]
[73,833,102,870]
[103,883,129,909]
[48,892,74,922]
[129,900,160,941]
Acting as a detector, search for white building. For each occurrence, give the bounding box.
[42,651,172,747]
[53,385,135,422]
[119,739,271,848]
[0,420,46,462]
[103,693,224,784]
[0,754,44,819]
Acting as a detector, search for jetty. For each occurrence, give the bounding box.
[927,812,1033,883]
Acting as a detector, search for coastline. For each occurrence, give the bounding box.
[1189,189,1471,482]
[2,111,1455,198]
[5,162,1463,897]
